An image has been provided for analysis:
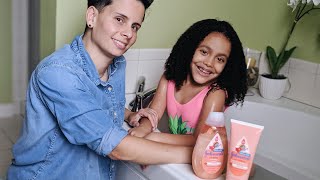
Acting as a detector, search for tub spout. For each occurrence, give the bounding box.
[129,87,157,112]
[131,77,146,112]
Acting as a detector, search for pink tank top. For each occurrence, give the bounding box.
[166,81,211,134]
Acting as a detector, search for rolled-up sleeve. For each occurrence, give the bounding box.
[36,65,127,156]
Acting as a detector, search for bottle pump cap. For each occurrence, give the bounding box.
[206,112,225,127]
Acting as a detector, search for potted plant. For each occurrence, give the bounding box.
[259,0,320,100]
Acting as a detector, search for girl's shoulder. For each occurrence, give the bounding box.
[202,83,227,112]
[209,82,228,98]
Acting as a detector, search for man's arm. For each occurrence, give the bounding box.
[109,135,192,164]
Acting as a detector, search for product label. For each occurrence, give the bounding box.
[201,133,224,174]
[229,136,251,176]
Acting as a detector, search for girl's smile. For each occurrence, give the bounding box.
[196,65,213,77]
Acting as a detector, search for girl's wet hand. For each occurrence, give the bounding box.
[137,108,158,129]
[127,113,140,127]
[128,108,158,129]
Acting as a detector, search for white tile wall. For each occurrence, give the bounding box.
[285,58,318,105]
[137,60,166,90]
[124,49,171,108]
[286,68,316,105]
[138,49,171,61]
[289,58,318,74]
[125,60,139,94]
[126,48,320,109]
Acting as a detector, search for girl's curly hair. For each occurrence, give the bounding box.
[164,19,247,106]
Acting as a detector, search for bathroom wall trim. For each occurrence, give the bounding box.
[0,103,17,118]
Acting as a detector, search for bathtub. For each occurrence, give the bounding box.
[224,89,320,180]
[117,88,320,180]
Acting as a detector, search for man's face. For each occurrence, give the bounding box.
[89,0,145,59]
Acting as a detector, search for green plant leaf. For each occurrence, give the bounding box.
[266,46,277,75]
[266,45,296,78]
[278,46,296,68]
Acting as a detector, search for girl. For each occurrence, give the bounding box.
[128,19,247,146]
[8,0,194,179]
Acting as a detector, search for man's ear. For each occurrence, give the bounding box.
[86,6,97,28]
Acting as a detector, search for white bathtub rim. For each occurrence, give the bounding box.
[234,100,319,122]
[244,88,320,118]
[226,92,320,180]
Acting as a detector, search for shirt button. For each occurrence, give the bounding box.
[107,86,112,91]
[113,112,117,118]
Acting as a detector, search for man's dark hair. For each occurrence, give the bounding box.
[164,19,248,106]
[84,0,153,32]
[87,0,153,11]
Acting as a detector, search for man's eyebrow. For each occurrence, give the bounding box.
[133,22,141,27]
[115,12,142,27]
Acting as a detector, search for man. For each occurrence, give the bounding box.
[7,0,191,179]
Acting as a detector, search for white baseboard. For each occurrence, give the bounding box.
[0,103,17,118]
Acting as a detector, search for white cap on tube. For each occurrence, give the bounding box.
[205,112,225,127]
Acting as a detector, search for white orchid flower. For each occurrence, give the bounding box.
[302,0,320,5]
[288,0,320,11]
[288,0,300,10]
[310,0,320,5]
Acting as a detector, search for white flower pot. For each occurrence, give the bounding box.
[259,75,288,100]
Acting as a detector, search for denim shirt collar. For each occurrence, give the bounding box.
[70,35,125,86]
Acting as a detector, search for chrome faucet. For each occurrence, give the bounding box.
[131,77,145,112]
[130,76,156,112]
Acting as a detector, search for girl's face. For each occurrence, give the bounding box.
[190,32,231,86]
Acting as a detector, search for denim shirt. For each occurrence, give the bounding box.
[7,35,128,180]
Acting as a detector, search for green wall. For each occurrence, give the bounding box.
[40,1,57,59]
[55,0,87,51]
[0,0,12,103]
[53,0,320,63]
[1,0,319,103]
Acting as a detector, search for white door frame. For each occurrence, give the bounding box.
[11,0,29,116]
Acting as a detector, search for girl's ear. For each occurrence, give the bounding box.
[86,6,98,28]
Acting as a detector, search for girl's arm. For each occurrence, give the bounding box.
[193,89,226,138]
[128,75,168,137]
[144,133,196,146]
[143,89,227,146]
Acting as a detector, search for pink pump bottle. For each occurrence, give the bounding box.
[192,112,228,179]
